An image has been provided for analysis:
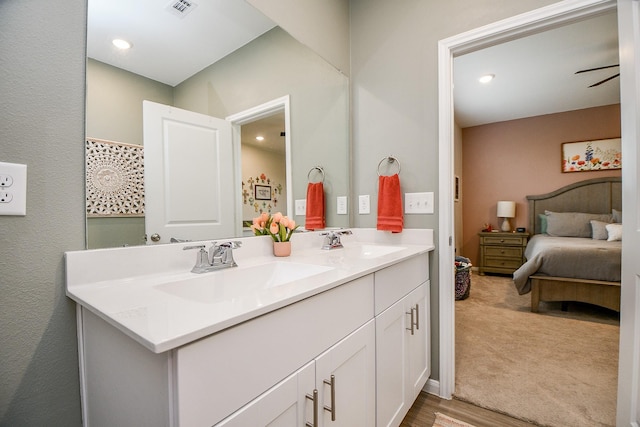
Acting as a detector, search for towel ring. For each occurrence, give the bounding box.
[307,166,325,183]
[377,156,401,176]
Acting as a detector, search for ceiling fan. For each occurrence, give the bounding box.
[575,64,620,87]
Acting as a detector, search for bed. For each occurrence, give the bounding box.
[512,177,622,312]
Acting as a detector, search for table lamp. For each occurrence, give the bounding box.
[497,201,516,232]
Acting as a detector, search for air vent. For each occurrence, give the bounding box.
[165,0,198,18]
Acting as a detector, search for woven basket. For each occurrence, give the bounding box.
[455,265,471,300]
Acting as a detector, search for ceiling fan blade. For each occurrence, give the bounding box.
[575,64,620,74]
[588,73,620,88]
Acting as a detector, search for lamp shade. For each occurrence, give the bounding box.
[497,201,516,218]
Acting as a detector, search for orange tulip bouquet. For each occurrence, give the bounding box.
[251,212,299,242]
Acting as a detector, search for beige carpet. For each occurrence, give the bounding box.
[454,273,619,427]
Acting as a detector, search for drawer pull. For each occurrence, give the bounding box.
[406,307,416,335]
[305,389,318,427]
[323,375,336,421]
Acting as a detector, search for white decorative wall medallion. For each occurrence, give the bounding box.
[86,138,144,217]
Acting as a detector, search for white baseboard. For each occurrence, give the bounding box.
[423,378,443,397]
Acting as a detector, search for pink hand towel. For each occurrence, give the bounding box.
[377,174,403,233]
[305,182,325,230]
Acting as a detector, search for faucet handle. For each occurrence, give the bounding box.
[220,240,242,249]
[183,244,206,251]
[183,245,209,271]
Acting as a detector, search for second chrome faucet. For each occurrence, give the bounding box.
[321,230,352,250]
[184,241,242,274]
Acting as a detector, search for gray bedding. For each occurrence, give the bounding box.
[513,234,621,294]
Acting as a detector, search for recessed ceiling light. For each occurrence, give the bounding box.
[256,136,264,141]
[112,39,132,50]
[478,74,495,84]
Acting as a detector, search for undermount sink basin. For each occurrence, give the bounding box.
[155,261,334,304]
[343,244,406,259]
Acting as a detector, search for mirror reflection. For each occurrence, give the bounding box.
[86,0,350,249]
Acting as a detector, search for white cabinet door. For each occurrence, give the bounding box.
[315,320,376,427]
[375,296,409,427]
[406,283,430,400]
[216,362,315,427]
[375,282,430,427]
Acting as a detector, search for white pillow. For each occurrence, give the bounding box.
[606,223,622,241]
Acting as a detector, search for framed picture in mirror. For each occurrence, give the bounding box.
[255,185,271,200]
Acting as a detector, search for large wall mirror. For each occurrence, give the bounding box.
[85,0,350,249]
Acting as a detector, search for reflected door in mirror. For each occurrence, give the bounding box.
[143,101,235,243]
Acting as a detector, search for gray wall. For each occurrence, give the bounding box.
[86,59,174,249]
[350,0,560,380]
[174,27,350,230]
[0,1,86,426]
[249,0,351,76]
[86,59,174,146]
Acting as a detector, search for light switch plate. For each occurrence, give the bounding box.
[336,196,347,215]
[358,195,370,214]
[405,192,434,214]
[295,199,306,216]
[0,162,27,216]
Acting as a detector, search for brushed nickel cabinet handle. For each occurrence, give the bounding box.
[305,389,318,427]
[406,307,416,335]
[323,375,336,421]
[414,304,420,330]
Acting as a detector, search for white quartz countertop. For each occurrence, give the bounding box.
[66,229,434,353]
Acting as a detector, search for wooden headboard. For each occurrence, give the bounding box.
[527,177,622,234]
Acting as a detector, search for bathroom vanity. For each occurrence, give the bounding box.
[65,229,434,426]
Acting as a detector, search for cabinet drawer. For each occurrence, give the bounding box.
[374,253,429,315]
[174,274,374,427]
[481,236,525,246]
[484,257,523,269]
[485,246,522,258]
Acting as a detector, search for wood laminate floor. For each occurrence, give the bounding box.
[401,392,537,427]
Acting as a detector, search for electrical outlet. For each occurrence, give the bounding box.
[336,196,347,215]
[0,174,13,187]
[0,162,27,216]
[295,199,307,216]
[358,195,370,214]
[0,192,13,203]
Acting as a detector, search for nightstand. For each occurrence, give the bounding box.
[478,231,529,275]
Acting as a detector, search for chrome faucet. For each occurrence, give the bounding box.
[320,230,352,250]
[183,241,242,273]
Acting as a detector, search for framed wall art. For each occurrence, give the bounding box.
[255,184,271,200]
[562,138,621,173]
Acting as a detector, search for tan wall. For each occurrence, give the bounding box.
[460,104,621,265]
[241,145,288,221]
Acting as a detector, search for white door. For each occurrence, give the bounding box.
[143,101,235,244]
[616,0,640,425]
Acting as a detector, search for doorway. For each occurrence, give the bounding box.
[226,96,292,237]
[239,111,287,234]
[437,0,619,399]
